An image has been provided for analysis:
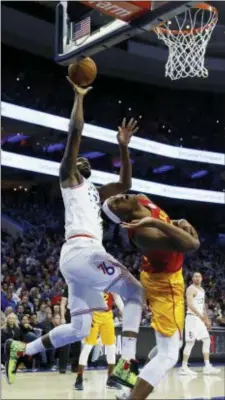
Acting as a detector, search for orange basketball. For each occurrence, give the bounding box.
[68,58,97,87]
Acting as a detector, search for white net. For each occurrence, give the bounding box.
[154,4,218,80]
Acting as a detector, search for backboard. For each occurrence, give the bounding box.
[55,1,194,66]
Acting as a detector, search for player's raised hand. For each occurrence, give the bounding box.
[117,117,138,147]
[66,76,93,96]
[121,217,155,229]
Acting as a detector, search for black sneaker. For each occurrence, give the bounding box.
[106,376,122,389]
[74,376,84,390]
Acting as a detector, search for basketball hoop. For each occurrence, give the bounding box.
[154,3,218,81]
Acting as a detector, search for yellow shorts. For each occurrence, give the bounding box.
[85,310,115,346]
[141,269,185,337]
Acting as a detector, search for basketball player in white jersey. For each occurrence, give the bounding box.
[5,80,144,388]
[179,272,220,375]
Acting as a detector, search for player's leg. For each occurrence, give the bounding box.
[5,282,93,385]
[5,246,108,385]
[127,330,180,400]
[179,315,197,376]
[200,328,220,375]
[75,316,99,390]
[99,255,144,388]
[100,314,121,389]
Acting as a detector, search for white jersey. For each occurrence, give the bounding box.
[61,178,103,242]
[187,285,205,316]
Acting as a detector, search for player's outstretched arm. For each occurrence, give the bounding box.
[123,217,200,252]
[98,118,138,201]
[60,78,92,187]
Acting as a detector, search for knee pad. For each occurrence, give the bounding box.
[105,344,116,365]
[158,350,179,370]
[202,337,210,354]
[71,313,92,340]
[140,352,178,388]
[183,341,194,357]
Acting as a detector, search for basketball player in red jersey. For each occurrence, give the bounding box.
[102,194,200,399]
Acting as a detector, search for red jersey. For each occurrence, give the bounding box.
[104,293,114,311]
[129,197,184,273]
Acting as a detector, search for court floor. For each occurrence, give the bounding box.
[2,367,224,399]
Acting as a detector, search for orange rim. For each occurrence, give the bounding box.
[155,3,218,36]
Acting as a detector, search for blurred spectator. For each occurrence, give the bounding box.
[37,303,47,323]
[20,295,34,315]
[53,305,60,317]
[1,311,6,328]
[6,292,17,312]
[16,305,25,322]
[20,315,37,342]
[30,313,39,328]
[1,313,21,363]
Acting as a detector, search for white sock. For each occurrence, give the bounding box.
[205,360,210,367]
[25,338,45,356]
[122,337,137,361]
[182,361,188,367]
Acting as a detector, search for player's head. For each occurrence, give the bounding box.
[76,157,91,179]
[192,272,202,286]
[102,194,139,224]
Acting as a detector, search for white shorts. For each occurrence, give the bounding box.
[185,314,209,341]
[59,237,134,316]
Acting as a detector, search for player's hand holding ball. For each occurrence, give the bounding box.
[117,117,139,147]
[67,57,97,96]
[66,76,92,96]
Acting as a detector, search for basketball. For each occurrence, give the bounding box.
[68,58,97,87]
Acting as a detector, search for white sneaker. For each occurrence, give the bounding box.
[203,365,220,375]
[179,366,198,376]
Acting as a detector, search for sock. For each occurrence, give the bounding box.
[182,361,188,367]
[205,360,210,367]
[25,338,46,356]
[122,337,137,361]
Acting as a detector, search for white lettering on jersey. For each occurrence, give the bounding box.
[61,179,103,242]
[187,285,205,316]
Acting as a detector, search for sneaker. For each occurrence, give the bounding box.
[110,359,139,389]
[178,366,198,376]
[1,364,5,371]
[106,376,122,389]
[5,339,26,384]
[203,365,220,375]
[74,376,84,390]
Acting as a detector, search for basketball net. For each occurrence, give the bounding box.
[154,3,218,80]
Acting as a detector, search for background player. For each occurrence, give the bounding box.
[179,272,220,375]
[102,194,200,399]
[5,80,144,388]
[74,292,124,390]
